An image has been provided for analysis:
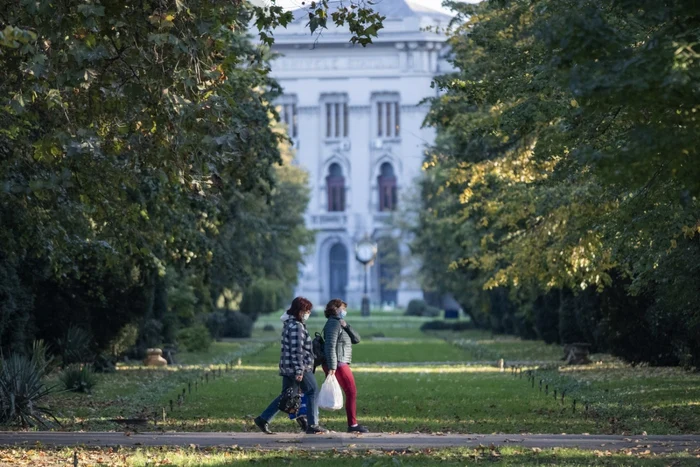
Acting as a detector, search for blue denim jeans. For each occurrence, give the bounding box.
[259,371,318,426]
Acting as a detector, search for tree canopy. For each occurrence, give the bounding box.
[414,0,700,366]
[0,0,323,355]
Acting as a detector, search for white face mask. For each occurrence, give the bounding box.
[339,309,347,319]
[301,313,310,322]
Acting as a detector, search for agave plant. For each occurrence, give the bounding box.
[0,354,58,428]
[60,364,98,394]
[30,339,56,377]
[56,325,93,367]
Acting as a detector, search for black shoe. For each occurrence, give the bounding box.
[254,416,273,434]
[348,424,369,433]
[295,416,308,432]
[305,424,328,434]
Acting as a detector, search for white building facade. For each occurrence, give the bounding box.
[270,0,452,309]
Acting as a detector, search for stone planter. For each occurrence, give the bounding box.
[143,348,168,366]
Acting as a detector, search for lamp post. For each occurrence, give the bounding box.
[355,236,378,317]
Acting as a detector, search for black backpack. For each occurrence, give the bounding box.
[312,332,325,370]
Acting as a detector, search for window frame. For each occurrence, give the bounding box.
[326,163,346,212]
[321,94,349,140]
[373,94,401,139]
[377,163,398,212]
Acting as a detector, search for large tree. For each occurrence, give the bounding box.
[414,0,700,365]
[0,0,319,353]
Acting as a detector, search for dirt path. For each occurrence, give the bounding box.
[1,431,699,453]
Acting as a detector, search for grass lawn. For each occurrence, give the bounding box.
[38,341,273,431]
[155,362,602,433]
[435,330,565,363]
[244,337,474,365]
[176,342,243,365]
[2,446,699,466]
[253,313,434,340]
[5,314,699,437]
[531,365,700,435]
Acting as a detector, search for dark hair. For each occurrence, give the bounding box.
[287,297,313,321]
[324,298,347,318]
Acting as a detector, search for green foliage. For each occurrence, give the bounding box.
[30,340,54,377]
[0,354,57,427]
[0,0,311,357]
[405,299,441,318]
[176,324,212,353]
[253,0,385,47]
[420,320,473,332]
[60,364,98,394]
[239,278,290,319]
[108,324,139,358]
[413,0,700,367]
[207,311,254,339]
[92,353,117,374]
[57,326,93,367]
[405,299,427,316]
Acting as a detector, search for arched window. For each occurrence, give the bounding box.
[378,162,397,211]
[326,163,345,212]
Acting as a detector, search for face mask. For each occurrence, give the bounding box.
[301,313,310,322]
[340,310,347,319]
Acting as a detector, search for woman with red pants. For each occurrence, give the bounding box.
[322,299,369,433]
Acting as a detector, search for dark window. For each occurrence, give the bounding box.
[378,162,397,212]
[326,163,345,212]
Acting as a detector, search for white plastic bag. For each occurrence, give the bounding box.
[318,374,343,410]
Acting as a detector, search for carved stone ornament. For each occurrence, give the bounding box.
[143,348,168,366]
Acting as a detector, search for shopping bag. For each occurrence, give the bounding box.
[318,374,343,410]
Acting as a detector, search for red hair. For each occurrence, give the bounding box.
[287,296,313,321]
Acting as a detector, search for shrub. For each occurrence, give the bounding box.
[61,364,98,393]
[57,325,93,367]
[207,311,227,340]
[0,354,57,427]
[239,278,291,319]
[93,353,117,373]
[405,300,441,317]
[177,324,212,352]
[224,312,253,338]
[420,320,474,332]
[206,311,254,339]
[405,299,428,316]
[108,323,139,358]
[263,324,275,332]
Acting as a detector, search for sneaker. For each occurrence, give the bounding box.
[348,424,369,433]
[305,424,328,434]
[295,415,308,432]
[254,416,273,434]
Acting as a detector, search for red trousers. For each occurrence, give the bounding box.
[322,363,357,426]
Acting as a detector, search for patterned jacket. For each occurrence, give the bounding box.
[279,318,314,377]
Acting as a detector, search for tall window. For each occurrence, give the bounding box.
[277,96,298,140]
[323,96,349,139]
[326,163,345,212]
[376,98,400,138]
[378,162,397,212]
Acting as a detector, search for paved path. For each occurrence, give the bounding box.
[1,432,699,453]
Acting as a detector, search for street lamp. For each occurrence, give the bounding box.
[355,236,378,317]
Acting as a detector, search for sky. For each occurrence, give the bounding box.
[273,0,481,16]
